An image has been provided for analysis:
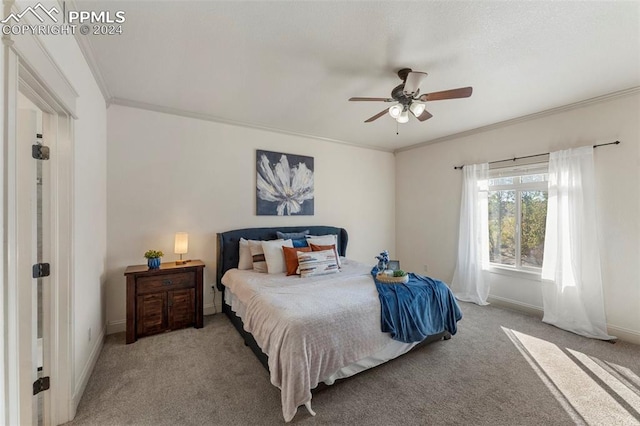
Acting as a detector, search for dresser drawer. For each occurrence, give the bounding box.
[136,271,195,295]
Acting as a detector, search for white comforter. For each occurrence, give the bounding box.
[221,259,392,422]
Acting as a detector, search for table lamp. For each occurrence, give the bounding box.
[174,232,189,265]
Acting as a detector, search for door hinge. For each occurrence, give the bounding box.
[32,144,50,160]
[32,263,50,278]
[33,376,50,395]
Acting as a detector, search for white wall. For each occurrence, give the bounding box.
[396,92,640,342]
[106,105,395,331]
[36,30,108,412]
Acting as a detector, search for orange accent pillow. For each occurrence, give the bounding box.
[309,243,340,267]
[283,246,312,276]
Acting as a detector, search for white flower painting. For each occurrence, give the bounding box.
[256,150,314,216]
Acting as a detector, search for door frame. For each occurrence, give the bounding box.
[2,1,77,423]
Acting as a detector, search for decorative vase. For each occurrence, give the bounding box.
[147,257,161,269]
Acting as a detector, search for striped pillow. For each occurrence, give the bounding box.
[248,239,269,273]
[297,249,339,278]
[306,234,341,267]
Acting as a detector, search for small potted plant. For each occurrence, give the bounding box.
[144,249,164,269]
[393,269,408,281]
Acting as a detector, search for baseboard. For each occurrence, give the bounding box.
[487,295,544,318]
[202,303,220,315]
[487,295,640,345]
[106,319,126,334]
[204,288,223,315]
[607,324,640,345]
[70,325,105,418]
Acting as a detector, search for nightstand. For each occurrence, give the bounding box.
[124,260,205,344]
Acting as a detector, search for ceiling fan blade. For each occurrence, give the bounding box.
[416,110,433,122]
[419,87,473,102]
[364,108,390,123]
[349,97,393,102]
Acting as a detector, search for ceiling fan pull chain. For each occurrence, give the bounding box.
[396,121,399,135]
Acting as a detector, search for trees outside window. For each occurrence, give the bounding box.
[487,167,548,271]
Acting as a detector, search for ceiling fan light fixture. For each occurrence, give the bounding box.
[388,104,402,118]
[409,102,426,117]
[403,71,428,97]
[349,69,472,125]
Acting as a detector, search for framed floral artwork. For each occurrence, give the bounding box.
[256,149,314,216]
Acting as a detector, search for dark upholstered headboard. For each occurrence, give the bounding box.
[216,226,348,291]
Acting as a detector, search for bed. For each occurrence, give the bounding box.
[216,226,459,422]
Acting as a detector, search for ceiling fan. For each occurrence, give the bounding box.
[349,68,472,124]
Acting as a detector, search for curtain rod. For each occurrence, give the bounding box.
[453,140,621,170]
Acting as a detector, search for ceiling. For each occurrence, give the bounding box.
[81,1,640,151]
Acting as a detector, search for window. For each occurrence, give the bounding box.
[486,164,548,271]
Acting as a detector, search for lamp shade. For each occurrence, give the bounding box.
[388,104,403,119]
[409,102,426,117]
[397,109,409,123]
[174,232,189,255]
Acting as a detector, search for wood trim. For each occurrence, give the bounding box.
[125,274,136,344]
[2,33,20,426]
[194,265,204,328]
[7,6,78,117]
[109,98,394,153]
[2,20,76,423]
[67,0,111,104]
[396,86,640,154]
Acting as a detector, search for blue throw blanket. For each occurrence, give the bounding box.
[372,270,463,343]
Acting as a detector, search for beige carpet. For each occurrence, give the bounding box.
[66,303,640,425]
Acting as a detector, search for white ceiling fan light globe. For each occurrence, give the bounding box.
[388,104,402,118]
[397,110,409,124]
[409,102,426,117]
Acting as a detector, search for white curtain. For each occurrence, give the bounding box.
[541,146,613,340]
[452,163,490,305]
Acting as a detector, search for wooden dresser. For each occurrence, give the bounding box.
[124,260,205,344]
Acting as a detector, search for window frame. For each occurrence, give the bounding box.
[485,163,549,275]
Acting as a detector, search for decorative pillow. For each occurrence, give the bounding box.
[297,249,340,278]
[309,243,341,268]
[238,238,254,270]
[306,234,338,249]
[248,240,268,273]
[282,246,312,276]
[276,230,310,240]
[262,239,293,274]
[292,238,309,248]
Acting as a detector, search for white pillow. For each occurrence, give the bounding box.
[306,234,341,267]
[248,240,268,273]
[297,249,340,278]
[238,238,254,270]
[262,239,293,274]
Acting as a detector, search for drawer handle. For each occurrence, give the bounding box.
[163,279,173,286]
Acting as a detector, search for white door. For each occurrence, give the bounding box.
[17,105,51,426]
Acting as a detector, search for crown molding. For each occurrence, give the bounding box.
[7,2,79,117]
[395,86,640,154]
[65,0,112,104]
[109,97,394,153]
